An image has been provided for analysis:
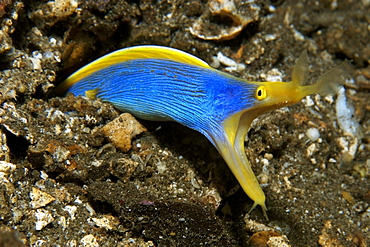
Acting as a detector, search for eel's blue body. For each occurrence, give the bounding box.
[69,59,256,144]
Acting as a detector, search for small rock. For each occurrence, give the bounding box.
[100,113,147,152]
[216,52,246,72]
[90,215,120,230]
[247,231,291,247]
[306,143,318,157]
[30,187,55,209]
[0,129,10,162]
[267,235,291,247]
[306,128,320,142]
[63,205,78,220]
[35,209,54,231]
[260,68,284,82]
[0,161,16,173]
[80,234,99,247]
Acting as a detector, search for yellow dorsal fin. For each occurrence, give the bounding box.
[57,45,210,93]
[292,50,309,86]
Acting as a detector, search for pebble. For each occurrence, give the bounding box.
[0,161,16,173]
[306,128,320,142]
[80,234,99,247]
[30,187,55,209]
[100,113,147,152]
[35,209,54,230]
[63,205,78,220]
[90,215,119,230]
[306,143,318,157]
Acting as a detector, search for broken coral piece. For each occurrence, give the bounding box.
[190,0,260,40]
[100,113,147,152]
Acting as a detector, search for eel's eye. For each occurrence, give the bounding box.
[256,86,267,100]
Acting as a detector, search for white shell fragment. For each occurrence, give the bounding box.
[335,88,362,161]
[190,0,260,40]
[335,88,362,138]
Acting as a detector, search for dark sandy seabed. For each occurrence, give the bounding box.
[0,0,369,246]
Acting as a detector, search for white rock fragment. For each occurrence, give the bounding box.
[58,216,67,229]
[84,202,96,216]
[264,153,273,160]
[0,161,16,173]
[35,209,54,230]
[12,208,23,223]
[0,171,15,193]
[216,52,246,72]
[268,5,276,12]
[40,170,48,180]
[261,158,269,166]
[292,27,305,41]
[29,57,42,70]
[306,143,318,157]
[324,94,334,104]
[210,56,221,68]
[63,205,78,220]
[156,161,167,174]
[302,95,315,107]
[90,215,119,230]
[266,68,283,82]
[264,33,277,41]
[217,51,237,67]
[80,234,99,247]
[30,187,55,209]
[260,68,284,82]
[306,128,320,142]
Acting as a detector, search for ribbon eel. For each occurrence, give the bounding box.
[57,45,347,219]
